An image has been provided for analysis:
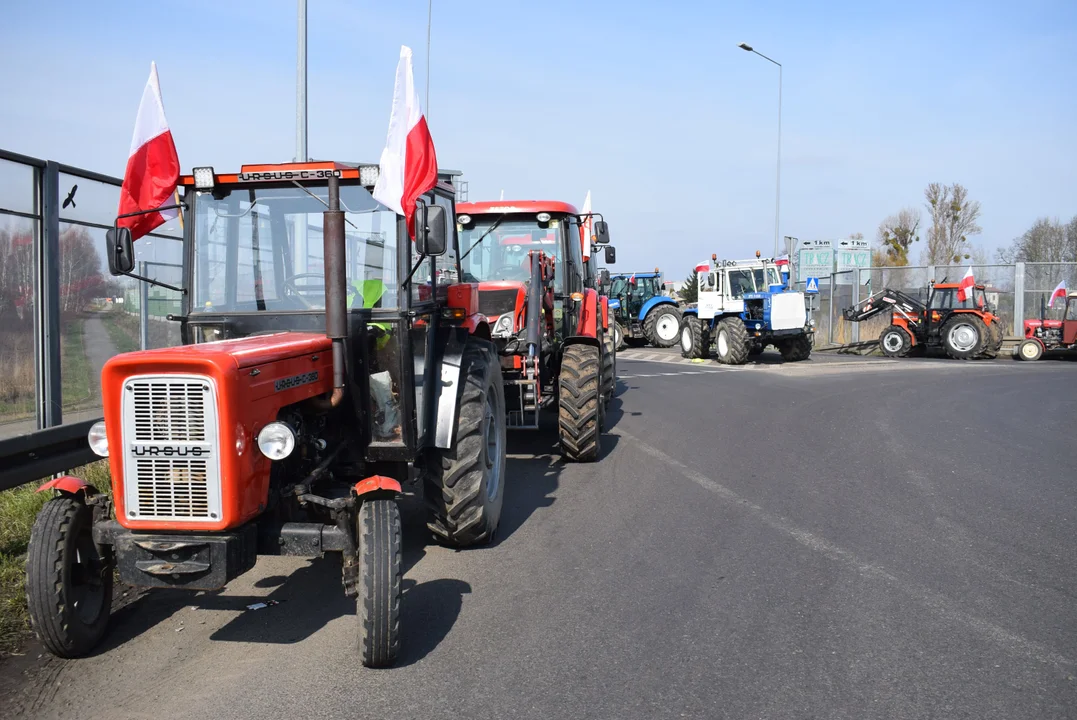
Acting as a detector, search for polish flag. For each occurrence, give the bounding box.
[1048,280,1067,308]
[580,190,593,260]
[629,273,637,284]
[695,262,710,273]
[117,62,180,241]
[956,266,975,302]
[373,46,438,239]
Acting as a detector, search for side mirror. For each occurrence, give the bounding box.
[593,220,610,245]
[604,245,616,264]
[105,227,135,275]
[417,204,448,256]
[599,268,611,286]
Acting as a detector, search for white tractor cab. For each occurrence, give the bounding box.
[681,253,814,364]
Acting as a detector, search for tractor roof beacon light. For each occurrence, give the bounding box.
[192,167,215,190]
[756,250,762,258]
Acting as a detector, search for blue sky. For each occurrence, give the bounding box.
[2,0,1075,275]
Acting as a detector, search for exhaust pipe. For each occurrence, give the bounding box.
[526,250,543,356]
[317,173,347,408]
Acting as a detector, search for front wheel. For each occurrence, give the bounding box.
[714,317,750,365]
[613,322,626,351]
[357,498,402,668]
[425,339,506,547]
[1017,338,1044,361]
[644,305,682,348]
[559,344,602,462]
[879,325,912,358]
[778,334,813,362]
[26,496,112,658]
[680,315,710,359]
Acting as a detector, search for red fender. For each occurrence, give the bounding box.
[37,475,90,495]
[600,295,609,331]
[462,312,491,338]
[353,475,401,498]
[576,288,599,339]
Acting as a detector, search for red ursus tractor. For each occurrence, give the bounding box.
[25,162,506,668]
[1017,292,1077,360]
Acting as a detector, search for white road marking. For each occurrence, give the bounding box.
[616,427,1076,671]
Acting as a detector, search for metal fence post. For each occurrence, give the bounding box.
[139,261,149,350]
[1013,262,1025,337]
[828,274,834,345]
[34,162,63,428]
[851,270,860,344]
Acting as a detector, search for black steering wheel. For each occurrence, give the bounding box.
[282,272,327,308]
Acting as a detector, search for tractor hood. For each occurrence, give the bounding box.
[1025,319,1063,330]
[108,332,333,370]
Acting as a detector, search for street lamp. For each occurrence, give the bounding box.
[738,42,782,261]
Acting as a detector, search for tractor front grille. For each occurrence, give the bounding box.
[121,375,222,523]
[478,289,519,319]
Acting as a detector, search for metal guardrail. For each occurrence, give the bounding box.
[0,419,98,491]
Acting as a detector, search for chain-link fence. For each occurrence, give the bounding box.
[797,262,1077,348]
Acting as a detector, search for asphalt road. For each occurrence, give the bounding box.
[4,350,1076,720]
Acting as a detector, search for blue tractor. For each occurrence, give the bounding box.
[679,256,815,363]
[607,270,682,349]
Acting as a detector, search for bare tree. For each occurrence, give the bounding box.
[876,207,920,266]
[922,183,982,265]
[58,227,106,314]
[995,216,1077,264]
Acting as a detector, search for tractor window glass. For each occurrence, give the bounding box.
[930,289,954,310]
[1067,299,1077,321]
[727,270,755,298]
[753,269,766,289]
[458,215,565,294]
[193,183,399,313]
[431,193,459,284]
[767,267,781,286]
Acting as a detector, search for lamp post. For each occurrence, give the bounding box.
[738,42,782,261]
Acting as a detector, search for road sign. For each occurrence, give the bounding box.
[797,247,833,281]
[835,249,871,273]
[799,238,831,249]
[836,237,869,250]
[805,277,819,294]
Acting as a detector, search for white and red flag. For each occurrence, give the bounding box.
[580,190,593,260]
[695,261,710,273]
[1048,280,1067,308]
[956,266,975,302]
[373,46,438,238]
[117,62,180,240]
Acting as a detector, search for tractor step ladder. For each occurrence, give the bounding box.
[507,378,540,429]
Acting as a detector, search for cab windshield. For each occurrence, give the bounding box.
[458,216,565,292]
[727,266,782,298]
[192,183,400,313]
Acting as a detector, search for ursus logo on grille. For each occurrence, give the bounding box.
[131,445,211,457]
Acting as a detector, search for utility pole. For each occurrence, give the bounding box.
[296,0,308,163]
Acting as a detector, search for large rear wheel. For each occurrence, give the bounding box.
[644,305,682,348]
[714,317,750,365]
[26,496,112,658]
[941,314,987,360]
[357,498,402,668]
[425,338,506,547]
[559,344,602,462]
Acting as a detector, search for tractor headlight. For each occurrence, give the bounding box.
[494,313,514,336]
[87,421,109,457]
[257,422,296,460]
[536,212,551,223]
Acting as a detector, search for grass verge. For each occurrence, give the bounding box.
[0,461,111,656]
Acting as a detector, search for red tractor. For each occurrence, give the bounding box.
[25,162,506,668]
[1017,292,1077,360]
[843,281,1005,359]
[455,201,614,461]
